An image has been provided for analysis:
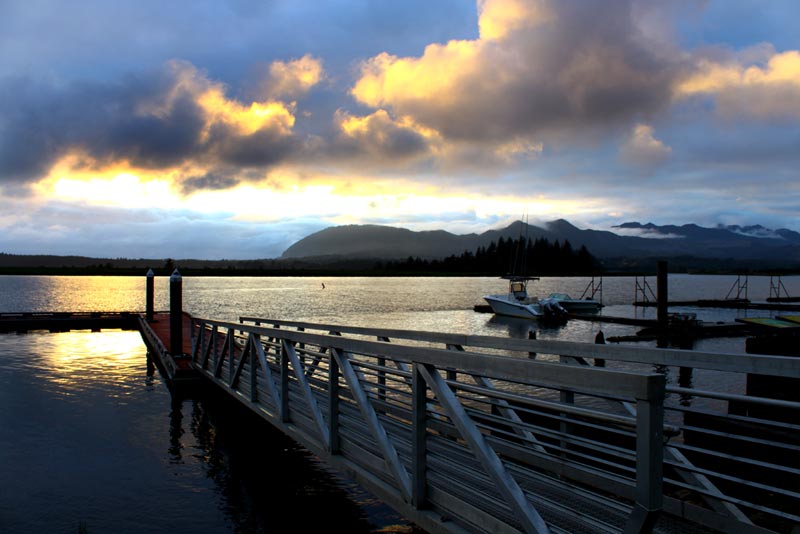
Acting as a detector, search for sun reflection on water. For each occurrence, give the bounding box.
[29,330,149,400]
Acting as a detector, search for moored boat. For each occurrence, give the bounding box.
[483,276,568,321]
[547,292,602,312]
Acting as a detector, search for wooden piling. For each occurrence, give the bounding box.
[146,268,154,322]
[657,261,668,331]
[169,269,183,356]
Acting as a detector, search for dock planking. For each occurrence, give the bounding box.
[137,311,197,382]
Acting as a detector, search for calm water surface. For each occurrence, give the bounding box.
[1,274,798,532]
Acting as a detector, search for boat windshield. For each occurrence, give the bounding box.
[510,281,527,298]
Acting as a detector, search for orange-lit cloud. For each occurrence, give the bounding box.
[197,89,295,137]
[477,0,552,40]
[677,48,800,119]
[351,0,680,145]
[335,109,439,161]
[0,59,317,195]
[263,55,325,100]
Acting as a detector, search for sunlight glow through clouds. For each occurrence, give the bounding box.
[39,165,598,230]
[182,185,577,225]
[198,90,296,137]
[32,152,181,209]
[2,0,798,258]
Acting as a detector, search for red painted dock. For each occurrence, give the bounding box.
[147,312,194,356]
[137,311,197,380]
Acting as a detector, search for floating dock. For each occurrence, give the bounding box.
[0,311,138,333]
[634,299,800,312]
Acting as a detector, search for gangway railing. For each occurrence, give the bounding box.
[237,317,800,534]
[634,276,657,304]
[580,275,603,304]
[192,317,674,534]
[725,275,749,301]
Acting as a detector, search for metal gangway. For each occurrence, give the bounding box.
[184,316,799,534]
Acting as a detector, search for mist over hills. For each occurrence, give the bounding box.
[281,219,800,270]
[3,219,800,273]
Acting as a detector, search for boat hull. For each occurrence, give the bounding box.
[483,295,543,319]
[556,300,602,312]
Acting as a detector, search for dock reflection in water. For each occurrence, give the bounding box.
[0,331,419,533]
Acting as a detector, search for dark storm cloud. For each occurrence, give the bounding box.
[206,123,300,168]
[178,171,241,194]
[331,110,433,163]
[0,62,300,186]
[0,70,202,182]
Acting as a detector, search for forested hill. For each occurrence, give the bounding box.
[379,236,597,276]
[281,220,800,271]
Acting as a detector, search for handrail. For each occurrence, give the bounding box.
[239,317,800,378]
[192,317,669,533]
[221,318,664,400]
[235,316,800,534]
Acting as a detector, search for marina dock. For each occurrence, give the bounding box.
[0,311,138,333]
[634,299,800,312]
[3,271,799,534]
[148,313,798,534]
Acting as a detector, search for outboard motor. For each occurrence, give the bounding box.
[542,299,568,324]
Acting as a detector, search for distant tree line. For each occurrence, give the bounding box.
[377,236,598,275]
[1,237,600,276]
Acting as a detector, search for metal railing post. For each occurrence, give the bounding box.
[280,339,290,423]
[329,350,340,454]
[625,379,665,534]
[412,362,427,509]
[250,334,258,402]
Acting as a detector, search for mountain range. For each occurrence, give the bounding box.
[281,219,800,270]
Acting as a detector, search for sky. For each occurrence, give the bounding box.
[1,0,799,259]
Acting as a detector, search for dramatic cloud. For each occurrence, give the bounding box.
[0,59,321,189]
[334,109,436,162]
[0,0,798,259]
[262,55,326,100]
[619,124,672,169]
[351,0,683,145]
[678,48,800,120]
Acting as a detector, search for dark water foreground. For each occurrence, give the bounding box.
[0,331,420,533]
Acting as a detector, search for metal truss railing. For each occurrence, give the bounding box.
[191,317,675,534]
[237,317,800,534]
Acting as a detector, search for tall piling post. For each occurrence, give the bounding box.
[146,268,155,322]
[657,261,668,331]
[170,269,183,356]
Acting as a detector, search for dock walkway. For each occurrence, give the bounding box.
[139,314,799,534]
[4,310,797,533]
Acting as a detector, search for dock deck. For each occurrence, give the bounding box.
[3,310,798,533]
[162,315,800,533]
[137,312,197,382]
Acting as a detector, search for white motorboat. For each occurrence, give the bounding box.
[483,276,567,320]
[546,293,602,312]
